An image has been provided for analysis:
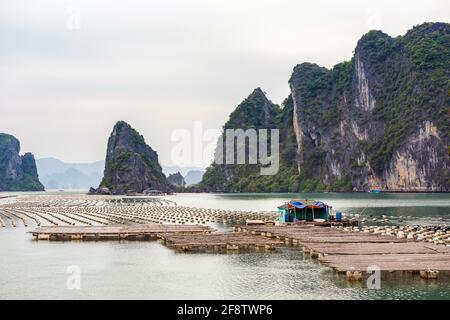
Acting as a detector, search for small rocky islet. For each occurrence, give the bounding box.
[0,133,44,192]
[89,121,171,195]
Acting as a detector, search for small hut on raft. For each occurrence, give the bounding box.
[277,200,332,223]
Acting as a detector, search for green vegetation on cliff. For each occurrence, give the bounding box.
[357,23,450,174]
[198,91,300,192]
[199,22,449,193]
[289,22,449,192]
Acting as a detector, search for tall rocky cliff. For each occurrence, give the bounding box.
[290,22,449,192]
[200,22,449,192]
[98,121,170,194]
[199,88,300,192]
[0,133,45,191]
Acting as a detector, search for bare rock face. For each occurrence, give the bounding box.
[97,121,170,194]
[384,121,446,191]
[0,133,44,191]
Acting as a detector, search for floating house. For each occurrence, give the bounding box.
[369,185,382,193]
[277,200,331,223]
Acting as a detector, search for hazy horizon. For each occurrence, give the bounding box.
[1,0,448,166]
[36,156,206,171]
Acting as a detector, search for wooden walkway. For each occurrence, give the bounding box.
[237,225,450,278]
[30,224,214,241]
[160,233,283,253]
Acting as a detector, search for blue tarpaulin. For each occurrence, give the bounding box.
[313,201,326,208]
[290,201,306,209]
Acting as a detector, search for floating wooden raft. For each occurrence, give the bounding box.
[30,224,214,241]
[305,242,450,255]
[238,225,409,244]
[319,254,450,273]
[237,225,450,278]
[160,233,283,252]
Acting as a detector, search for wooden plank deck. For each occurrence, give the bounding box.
[29,222,450,279]
[236,225,450,278]
[30,224,214,241]
[239,225,409,243]
[304,242,450,255]
[160,233,283,252]
[319,254,450,273]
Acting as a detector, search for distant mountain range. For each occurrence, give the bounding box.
[36,157,205,190]
[36,158,105,190]
[163,166,205,186]
[183,170,205,186]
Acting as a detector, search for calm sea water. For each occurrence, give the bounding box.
[0,192,449,300]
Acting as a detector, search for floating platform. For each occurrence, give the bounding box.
[236,225,408,243]
[304,242,450,255]
[319,253,450,273]
[160,233,283,253]
[236,225,450,278]
[29,224,214,241]
[27,219,450,280]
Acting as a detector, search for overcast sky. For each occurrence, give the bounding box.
[0,0,448,167]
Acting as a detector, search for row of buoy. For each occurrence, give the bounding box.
[12,209,41,226]
[339,224,450,245]
[19,197,177,209]
[51,211,93,226]
[346,213,413,219]
[0,211,16,227]
[5,210,28,227]
[0,195,278,228]
[39,204,277,226]
[35,209,75,226]
[24,209,59,226]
